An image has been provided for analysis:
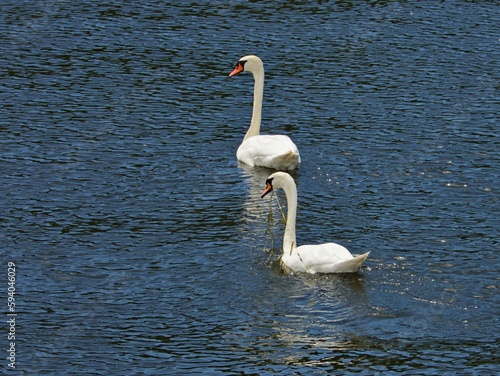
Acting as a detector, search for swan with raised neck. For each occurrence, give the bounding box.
[229,55,301,171]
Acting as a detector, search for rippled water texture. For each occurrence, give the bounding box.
[1,1,499,374]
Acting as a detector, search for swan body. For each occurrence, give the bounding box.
[229,55,300,170]
[261,172,369,274]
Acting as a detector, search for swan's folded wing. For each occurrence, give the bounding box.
[237,135,300,170]
[310,252,370,274]
[293,244,369,274]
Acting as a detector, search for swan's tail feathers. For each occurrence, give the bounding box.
[350,252,370,272]
[333,252,370,273]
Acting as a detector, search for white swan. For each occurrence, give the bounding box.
[261,172,370,274]
[229,55,301,171]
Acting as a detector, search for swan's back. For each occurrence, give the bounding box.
[310,252,370,274]
[237,134,300,170]
[282,242,369,274]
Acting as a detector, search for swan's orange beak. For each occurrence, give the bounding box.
[229,62,244,77]
[261,181,273,198]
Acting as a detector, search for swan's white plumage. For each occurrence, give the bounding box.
[262,172,369,274]
[282,244,369,274]
[229,55,300,171]
[237,135,300,170]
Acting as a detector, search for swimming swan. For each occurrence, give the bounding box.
[229,55,300,171]
[261,172,369,274]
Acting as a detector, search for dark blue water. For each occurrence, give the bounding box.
[1,1,498,374]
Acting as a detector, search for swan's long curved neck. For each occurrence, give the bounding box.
[244,69,264,140]
[282,181,298,255]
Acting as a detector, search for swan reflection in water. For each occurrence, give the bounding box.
[234,165,371,365]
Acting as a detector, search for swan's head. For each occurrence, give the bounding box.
[261,172,295,198]
[229,55,263,77]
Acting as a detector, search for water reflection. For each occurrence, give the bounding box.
[234,270,370,370]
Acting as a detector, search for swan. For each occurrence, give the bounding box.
[261,172,370,274]
[229,55,301,171]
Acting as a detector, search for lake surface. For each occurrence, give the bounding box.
[1,1,498,374]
